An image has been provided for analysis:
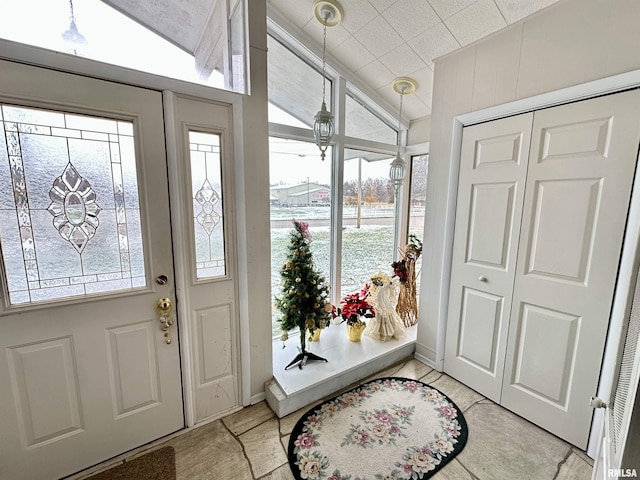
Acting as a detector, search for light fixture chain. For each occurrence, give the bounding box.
[321,20,328,103]
[397,90,404,154]
[69,0,76,22]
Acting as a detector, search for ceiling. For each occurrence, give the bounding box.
[104,0,561,124]
[268,0,561,123]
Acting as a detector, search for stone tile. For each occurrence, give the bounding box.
[571,447,594,466]
[393,358,433,380]
[430,375,484,412]
[164,420,253,480]
[239,418,288,478]
[260,463,296,480]
[431,459,476,480]
[222,401,275,435]
[420,370,443,384]
[458,403,570,480]
[280,434,290,451]
[556,452,593,480]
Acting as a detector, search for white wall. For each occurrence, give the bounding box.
[236,0,273,401]
[418,0,640,365]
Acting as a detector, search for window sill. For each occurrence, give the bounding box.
[266,323,417,417]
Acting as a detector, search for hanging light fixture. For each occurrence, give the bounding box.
[312,0,343,161]
[389,77,417,197]
[62,0,87,55]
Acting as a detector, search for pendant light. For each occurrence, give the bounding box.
[312,0,343,161]
[62,0,87,55]
[389,77,417,197]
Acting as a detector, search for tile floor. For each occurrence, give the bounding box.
[112,357,596,479]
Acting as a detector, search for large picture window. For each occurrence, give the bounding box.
[266,33,425,337]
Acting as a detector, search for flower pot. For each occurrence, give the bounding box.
[347,321,366,342]
[308,328,322,342]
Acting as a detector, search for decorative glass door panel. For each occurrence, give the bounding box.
[189,131,226,279]
[0,104,146,305]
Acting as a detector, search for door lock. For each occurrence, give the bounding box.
[155,297,174,344]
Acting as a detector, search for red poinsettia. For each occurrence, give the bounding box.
[332,284,375,325]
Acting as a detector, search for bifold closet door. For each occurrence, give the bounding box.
[501,89,640,449]
[444,112,533,402]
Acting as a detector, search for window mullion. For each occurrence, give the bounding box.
[330,76,346,303]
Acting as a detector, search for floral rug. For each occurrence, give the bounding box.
[288,377,468,480]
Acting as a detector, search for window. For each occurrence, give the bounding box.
[267,36,328,128]
[407,154,428,291]
[188,132,226,280]
[0,0,248,91]
[341,151,395,296]
[265,33,413,338]
[345,94,397,144]
[0,104,145,305]
[269,137,332,336]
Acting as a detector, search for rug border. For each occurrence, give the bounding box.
[287,376,468,480]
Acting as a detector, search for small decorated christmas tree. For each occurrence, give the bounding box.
[275,219,332,369]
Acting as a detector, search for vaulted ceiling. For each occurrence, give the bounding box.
[104,0,561,123]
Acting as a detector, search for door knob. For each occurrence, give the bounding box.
[156,297,174,344]
[479,276,488,282]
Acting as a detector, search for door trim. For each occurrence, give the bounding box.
[438,69,640,458]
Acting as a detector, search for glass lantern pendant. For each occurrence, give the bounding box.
[312,0,343,161]
[389,77,418,197]
[314,101,334,161]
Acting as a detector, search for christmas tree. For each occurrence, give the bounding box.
[275,219,332,369]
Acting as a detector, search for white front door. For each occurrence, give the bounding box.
[0,61,183,480]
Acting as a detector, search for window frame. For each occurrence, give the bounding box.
[266,22,415,315]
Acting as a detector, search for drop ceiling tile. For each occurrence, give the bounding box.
[494,0,560,24]
[340,0,380,34]
[302,22,351,51]
[376,84,430,120]
[269,0,314,29]
[408,22,460,66]
[379,44,428,77]
[331,36,377,71]
[402,97,431,120]
[384,0,441,41]
[354,60,396,90]
[354,16,405,58]
[427,0,477,20]
[406,66,434,108]
[445,0,507,46]
[368,0,399,13]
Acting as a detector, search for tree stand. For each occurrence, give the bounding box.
[285,348,328,370]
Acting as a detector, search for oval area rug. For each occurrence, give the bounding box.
[288,377,468,480]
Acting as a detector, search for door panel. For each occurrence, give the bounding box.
[525,178,601,282]
[167,93,241,423]
[444,112,533,401]
[501,90,640,448]
[457,287,504,373]
[0,61,183,480]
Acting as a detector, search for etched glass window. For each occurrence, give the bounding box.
[189,132,226,279]
[0,104,146,306]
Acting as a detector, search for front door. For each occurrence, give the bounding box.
[0,61,183,480]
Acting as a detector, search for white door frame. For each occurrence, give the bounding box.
[439,69,640,457]
[0,39,252,429]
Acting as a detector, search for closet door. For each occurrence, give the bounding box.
[444,113,533,402]
[501,90,640,449]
